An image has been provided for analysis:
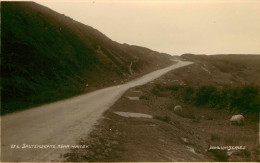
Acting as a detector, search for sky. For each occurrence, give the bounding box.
[33,0,260,55]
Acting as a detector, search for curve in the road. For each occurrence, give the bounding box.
[1,60,192,162]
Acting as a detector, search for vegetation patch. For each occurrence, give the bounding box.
[153,84,260,113]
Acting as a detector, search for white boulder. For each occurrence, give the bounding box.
[174,105,183,112]
[230,114,244,125]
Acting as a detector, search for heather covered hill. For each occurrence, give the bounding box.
[181,54,260,75]
[1,2,172,114]
[66,54,260,162]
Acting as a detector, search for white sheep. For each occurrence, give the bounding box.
[230,114,244,125]
[174,105,183,112]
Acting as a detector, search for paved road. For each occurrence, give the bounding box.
[1,60,192,162]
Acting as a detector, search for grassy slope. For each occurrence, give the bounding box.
[65,55,259,162]
[146,55,260,161]
[181,54,260,78]
[1,2,172,115]
[149,54,260,113]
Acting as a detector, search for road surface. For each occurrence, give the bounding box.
[1,60,192,162]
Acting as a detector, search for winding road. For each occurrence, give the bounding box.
[1,60,192,162]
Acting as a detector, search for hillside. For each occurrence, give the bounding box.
[1,2,172,114]
[66,55,260,162]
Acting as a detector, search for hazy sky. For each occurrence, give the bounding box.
[36,0,260,55]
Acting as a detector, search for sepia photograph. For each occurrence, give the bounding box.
[1,0,260,162]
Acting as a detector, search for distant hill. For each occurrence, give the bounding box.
[1,2,172,114]
[181,54,260,75]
